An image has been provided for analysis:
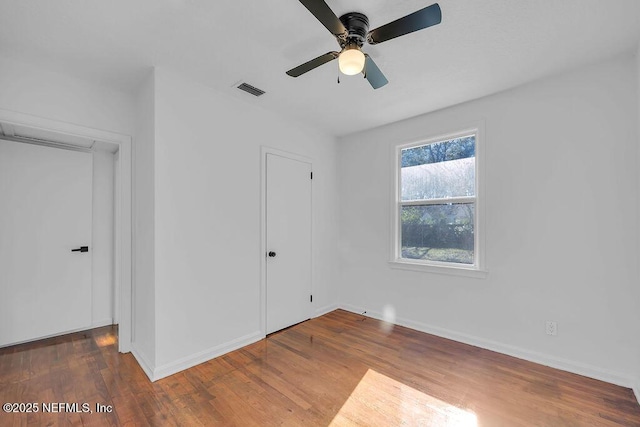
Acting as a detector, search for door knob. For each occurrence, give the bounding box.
[71,246,89,253]
[268,251,276,258]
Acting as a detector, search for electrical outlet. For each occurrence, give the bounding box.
[546,321,557,336]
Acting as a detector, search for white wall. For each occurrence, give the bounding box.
[0,55,339,380]
[0,57,134,136]
[92,150,115,327]
[338,53,640,387]
[0,56,133,340]
[132,70,156,372]
[150,68,338,376]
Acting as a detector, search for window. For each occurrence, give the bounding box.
[391,127,484,275]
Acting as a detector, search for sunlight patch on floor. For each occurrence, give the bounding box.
[95,334,117,347]
[330,369,477,427]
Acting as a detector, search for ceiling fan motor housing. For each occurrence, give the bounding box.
[339,12,369,47]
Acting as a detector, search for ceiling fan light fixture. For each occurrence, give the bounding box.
[286,1,442,89]
[338,45,365,75]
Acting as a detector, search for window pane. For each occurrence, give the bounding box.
[401,136,475,167]
[401,204,474,264]
[401,157,475,201]
[401,136,475,201]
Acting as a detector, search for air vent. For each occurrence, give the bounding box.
[236,82,265,97]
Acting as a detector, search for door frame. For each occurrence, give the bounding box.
[0,108,133,353]
[260,146,313,337]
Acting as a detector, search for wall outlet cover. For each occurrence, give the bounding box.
[546,321,557,336]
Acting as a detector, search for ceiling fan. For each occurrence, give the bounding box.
[286,0,442,89]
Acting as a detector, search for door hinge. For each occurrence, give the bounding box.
[310,294,313,302]
[310,172,313,180]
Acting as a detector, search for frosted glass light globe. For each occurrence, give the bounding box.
[339,47,365,75]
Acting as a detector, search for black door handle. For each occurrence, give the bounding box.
[72,246,89,253]
[268,251,276,258]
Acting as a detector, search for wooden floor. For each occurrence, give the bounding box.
[1,310,639,426]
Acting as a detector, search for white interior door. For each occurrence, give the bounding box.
[0,139,93,347]
[266,153,312,334]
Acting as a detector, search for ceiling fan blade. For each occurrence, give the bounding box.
[286,52,340,77]
[368,3,441,45]
[298,0,347,37]
[363,55,388,89]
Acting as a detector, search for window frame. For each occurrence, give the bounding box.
[389,124,487,278]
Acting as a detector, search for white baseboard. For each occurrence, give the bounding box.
[315,303,340,318]
[91,318,113,328]
[339,304,633,389]
[0,322,115,349]
[341,303,368,316]
[130,345,155,381]
[152,331,264,381]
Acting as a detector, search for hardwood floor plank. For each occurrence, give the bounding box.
[1,310,639,426]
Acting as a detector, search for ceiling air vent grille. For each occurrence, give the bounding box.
[237,82,265,97]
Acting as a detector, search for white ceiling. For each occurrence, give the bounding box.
[1,0,639,137]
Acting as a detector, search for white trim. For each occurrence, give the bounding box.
[314,303,340,318]
[260,146,313,337]
[636,44,640,409]
[389,122,486,277]
[339,304,634,389]
[0,324,94,349]
[401,196,475,206]
[388,260,488,278]
[0,108,133,354]
[340,304,368,316]
[0,320,114,349]
[113,150,121,325]
[0,110,129,145]
[130,345,155,381]
[152,331,263,381]
[91,318,114,328]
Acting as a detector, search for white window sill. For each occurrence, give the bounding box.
[388,259,488,279]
